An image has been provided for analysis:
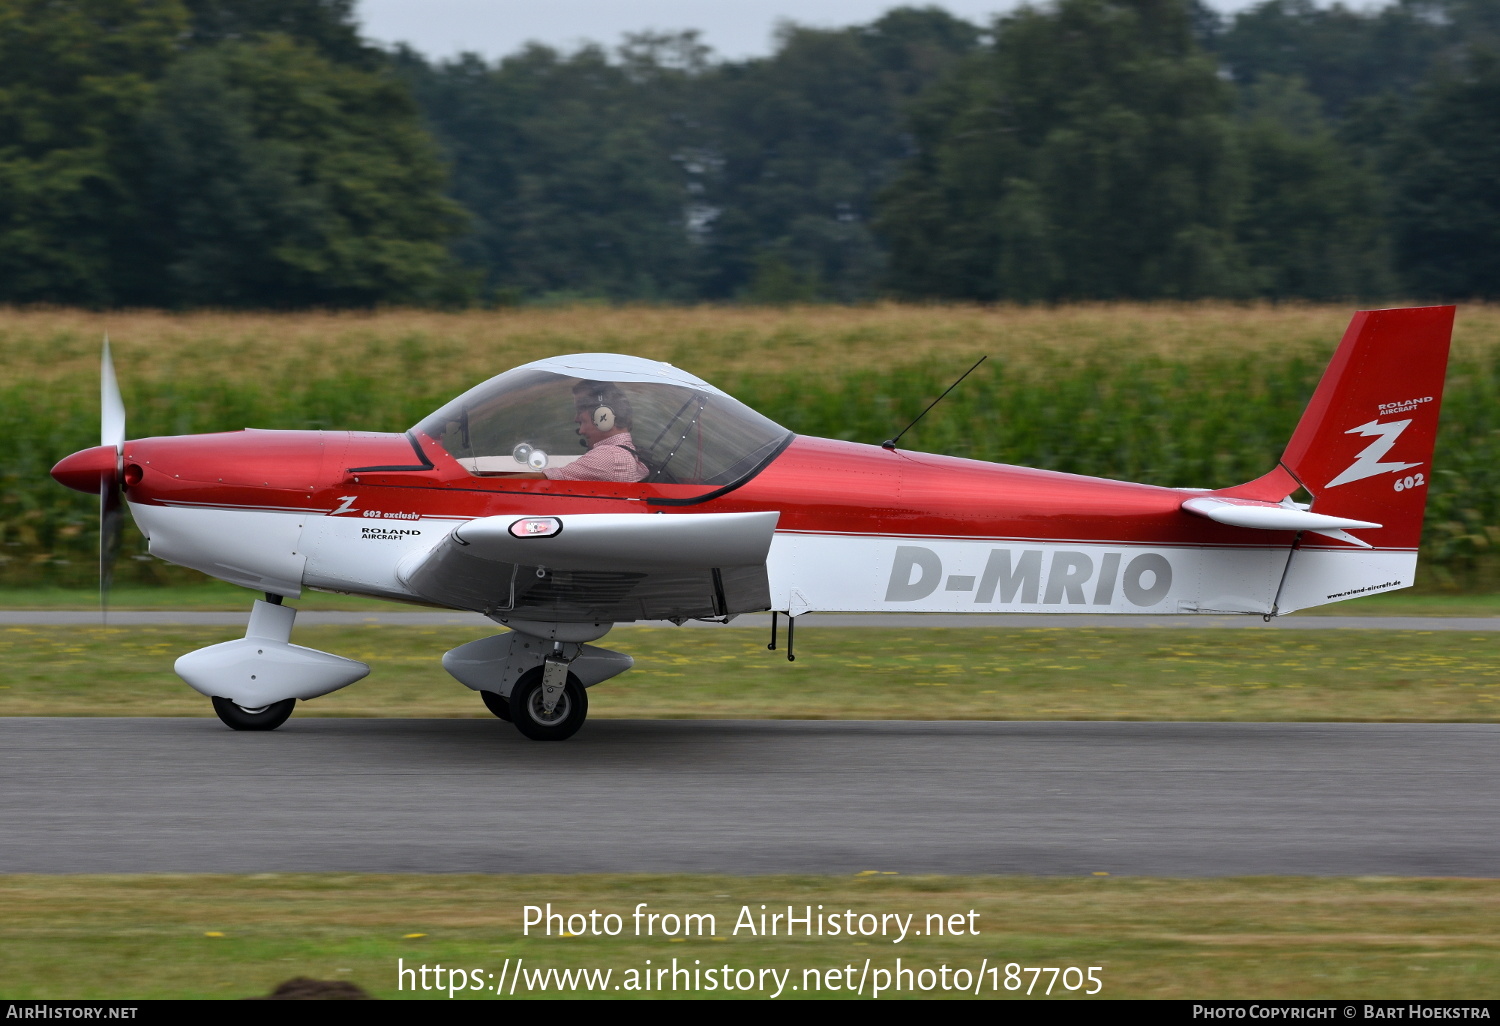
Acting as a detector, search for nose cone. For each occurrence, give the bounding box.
[52,445,118,493]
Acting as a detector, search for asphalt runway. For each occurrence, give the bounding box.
[2,717,1495,877]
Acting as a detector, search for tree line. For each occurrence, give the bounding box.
[1,0,1496,307]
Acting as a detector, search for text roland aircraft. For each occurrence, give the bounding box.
[51,307,1455,740]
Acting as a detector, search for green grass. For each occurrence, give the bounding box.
[1,874,1495,999]
[1291,591,1500,616]
[5,624,1499,721]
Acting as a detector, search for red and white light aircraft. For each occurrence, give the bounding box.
[51,306,1454,740]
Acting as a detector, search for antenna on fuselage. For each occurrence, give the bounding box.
[881,355,987,451]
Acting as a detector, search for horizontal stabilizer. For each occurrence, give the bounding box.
[1182,496,1380,547]
[449,510,780,572]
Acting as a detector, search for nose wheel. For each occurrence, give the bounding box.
[211,696,296,731]
[509,666,587,741]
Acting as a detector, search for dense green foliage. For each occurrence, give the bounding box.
[1206,0,1500,300]
[880,0,1249,300]
[395,36,708,303]
[137,37,463,306]
[391,0,1500,305]
[1,0,1498,303]
[397,10,977,302]
[0,0,461,307]
[0,0,186,305]
[1234,77,1394,299]
[1211,0,1500,117]
[699,10,978,301]
[1385,51,1500,299]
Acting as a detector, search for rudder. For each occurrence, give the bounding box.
[1280,306,1454,552]
[1247,307,1455,612]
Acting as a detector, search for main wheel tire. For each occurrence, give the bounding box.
[510,667,587,741]
[480,689,512,722]
[211,696,296,731]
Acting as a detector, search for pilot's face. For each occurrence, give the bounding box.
[574,405,607,446]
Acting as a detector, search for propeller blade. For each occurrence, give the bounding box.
[102,335,125,451]
[101,474,122,623]
[99,335,125,623]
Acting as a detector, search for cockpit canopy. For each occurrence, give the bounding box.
[413,353,792,486]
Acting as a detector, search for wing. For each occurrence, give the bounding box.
[399,511,780,622]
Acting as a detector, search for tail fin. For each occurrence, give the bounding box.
[1227,306,1455,611]
[1280,306,1454,550]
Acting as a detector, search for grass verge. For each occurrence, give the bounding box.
[4,624,1499,721]
[0,874,1495,999]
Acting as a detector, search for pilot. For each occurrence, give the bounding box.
[501,381,649,482]
[551,382,649,482]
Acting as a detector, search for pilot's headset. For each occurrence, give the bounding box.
[575,383,629,438]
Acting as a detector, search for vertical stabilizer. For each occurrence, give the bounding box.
[1269,306,1454,611]
[1279,306,1454,551]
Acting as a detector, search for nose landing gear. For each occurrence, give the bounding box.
[177,597,370,731]
[211,696,296,731]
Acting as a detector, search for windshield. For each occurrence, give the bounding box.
[413,354,791,487]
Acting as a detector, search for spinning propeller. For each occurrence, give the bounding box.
[99,337,126,620]
[50,339,130,620]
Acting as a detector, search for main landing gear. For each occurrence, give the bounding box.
[480,690,512,721]
[508,664,588,741]
[445,622,632,742]
[476,660,590,741]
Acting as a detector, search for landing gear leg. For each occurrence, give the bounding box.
[179,598,368,731]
